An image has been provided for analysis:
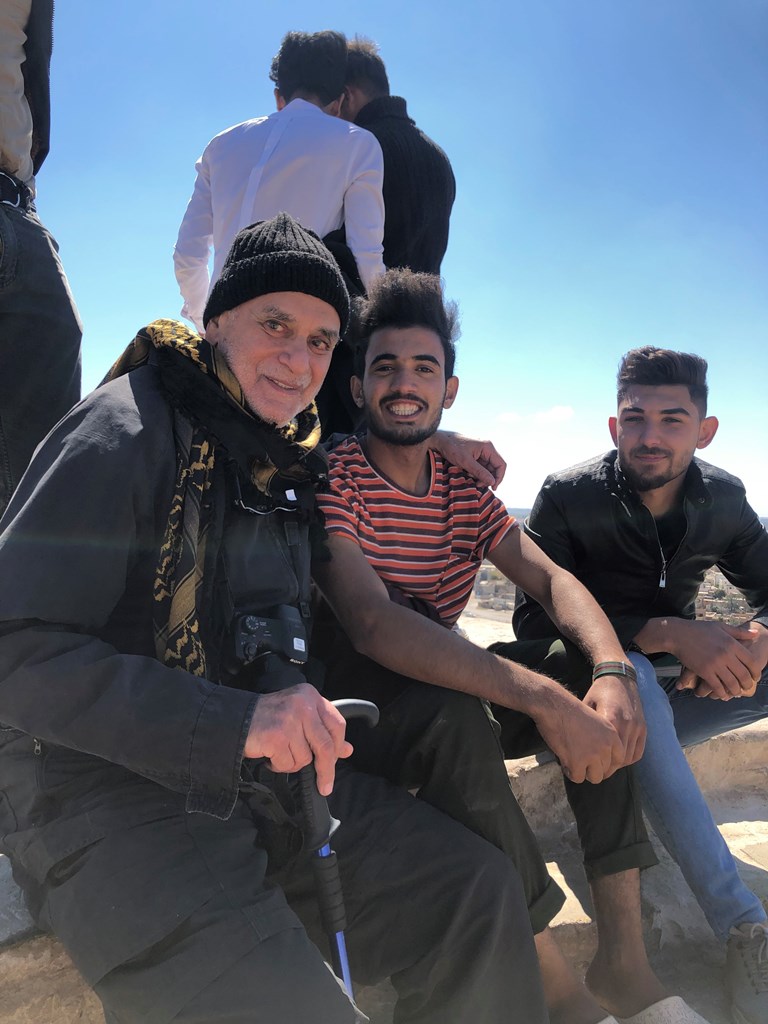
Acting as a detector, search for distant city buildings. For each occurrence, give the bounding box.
[695,566,751,623]
[474,564,516,612]
[471,563,752,623]
[470,508,765,622]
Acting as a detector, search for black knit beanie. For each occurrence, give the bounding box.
[203,212,350,333]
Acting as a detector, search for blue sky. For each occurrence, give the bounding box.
[41,0,767,510]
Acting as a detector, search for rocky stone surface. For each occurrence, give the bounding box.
[0,934,102,1023]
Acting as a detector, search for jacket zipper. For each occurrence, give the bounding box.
[33,737,45,789]
[649,517,667,588]
[643,506,690,592]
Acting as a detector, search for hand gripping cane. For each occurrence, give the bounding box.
[297,698,379,996]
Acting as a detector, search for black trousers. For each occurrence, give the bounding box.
[490,636,657,881]
[321,629,656,935]
[89,767,545,1024]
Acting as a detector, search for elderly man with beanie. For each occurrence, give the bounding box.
[0,214,546,1024]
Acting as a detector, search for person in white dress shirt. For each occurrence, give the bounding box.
[173,30,385,337]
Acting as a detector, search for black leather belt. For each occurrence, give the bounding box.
[0,170,33,211]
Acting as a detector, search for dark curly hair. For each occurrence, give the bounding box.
[269,31,347,106]
[352,269,459,379]
[345,36,390,97]
[617,346,709,415]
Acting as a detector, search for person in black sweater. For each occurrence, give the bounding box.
[339,37,456,274]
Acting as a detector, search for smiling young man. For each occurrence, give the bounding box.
[312,273,716,1024]
[515,346,768,1024]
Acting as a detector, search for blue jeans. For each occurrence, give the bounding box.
[0,204,81,519]
[630,652,768,941]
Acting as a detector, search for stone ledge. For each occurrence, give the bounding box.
[0,934,101,1024]
[506,718,768,836]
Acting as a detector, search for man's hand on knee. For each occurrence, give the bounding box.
[583,676,647,766]
[535,689,626,785]
[245,684,353,796]
[676,620,768,700]
[647,619,763,699]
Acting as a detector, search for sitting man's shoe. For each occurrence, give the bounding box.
[727,922,768,1024]
[617,995,711,1023]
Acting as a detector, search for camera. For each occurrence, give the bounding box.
[232,604,308,666]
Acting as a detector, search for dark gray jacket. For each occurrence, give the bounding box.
[0,364,312,984]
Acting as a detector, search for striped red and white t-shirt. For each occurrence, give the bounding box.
[318,437,517,625]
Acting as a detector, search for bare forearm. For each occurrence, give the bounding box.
[341,597,632,783]
[337,595,569,719]
[542,571,627,664]
[490,532,627,665]
[633,616,684,655]
[314,539,631,783]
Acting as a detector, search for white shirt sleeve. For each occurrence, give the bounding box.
[343,132,386,292]
[173,148,215,335]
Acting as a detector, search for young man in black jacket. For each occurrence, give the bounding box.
[515,346,768,1024]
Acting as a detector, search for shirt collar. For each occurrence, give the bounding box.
[355,95,411,127]
[280,98,328,117]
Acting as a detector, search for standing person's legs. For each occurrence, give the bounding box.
[0,205,81,517]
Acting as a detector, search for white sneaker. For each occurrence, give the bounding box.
[727,922,768,1024]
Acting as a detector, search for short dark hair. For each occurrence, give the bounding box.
[269,31,347,105]
[345,37,390,97]
[617,346,709,415]
[353,269,459,378]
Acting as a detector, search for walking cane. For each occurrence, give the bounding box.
[297,698,379,996]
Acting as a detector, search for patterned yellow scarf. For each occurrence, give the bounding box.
[103,319,325,678]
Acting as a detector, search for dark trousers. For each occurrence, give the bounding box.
[90,767,546,1024]
[0,205,81,519]
[490,636,656,880]
[321,629,656,935]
